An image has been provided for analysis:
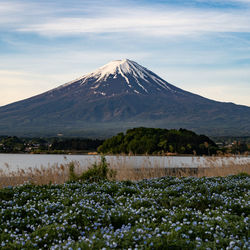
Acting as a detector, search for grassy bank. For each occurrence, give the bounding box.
[0,175,249,249]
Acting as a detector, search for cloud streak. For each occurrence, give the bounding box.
[0,0,250,106]
[17,8,250,37]
[1,1,249,38]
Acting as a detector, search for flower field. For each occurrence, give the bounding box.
[0,175,249,249]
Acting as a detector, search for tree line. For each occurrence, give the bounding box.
[1,129,249,154]
[0,136,103,153]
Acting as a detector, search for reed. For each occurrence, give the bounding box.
[0,161,87,188]
[0,156,249,188]
[197,156,250,177]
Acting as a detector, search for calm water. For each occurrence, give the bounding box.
[0,154,249,174]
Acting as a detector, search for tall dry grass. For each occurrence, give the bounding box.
[0,161,87,188]
[0,156,249,188]
[197,156,250,177]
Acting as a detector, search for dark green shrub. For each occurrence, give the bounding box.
[0,188,14,201]
[68,156,116,182]
[110,214,130,229]
[68,162,77,181]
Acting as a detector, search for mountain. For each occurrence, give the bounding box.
[0,59,249,137]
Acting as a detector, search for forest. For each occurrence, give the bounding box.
[98,127,218,155]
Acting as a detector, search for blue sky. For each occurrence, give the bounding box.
[0,0,250,106]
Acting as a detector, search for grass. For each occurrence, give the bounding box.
[0,156,249,188]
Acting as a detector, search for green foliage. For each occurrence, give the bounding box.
[51,138,104,151]
[68,162,77,181]
[0,188,14,201]
[0,136,103,153]
[69,156,116,182]
[236,172,250,177]
[0,176,249,249]
[98,127,218,155]
[0,136,25,153]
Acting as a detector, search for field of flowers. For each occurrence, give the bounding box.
[0,175,249,249]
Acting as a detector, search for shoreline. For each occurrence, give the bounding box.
[0,152,249,157]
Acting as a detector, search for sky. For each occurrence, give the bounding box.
[0,0,250,106]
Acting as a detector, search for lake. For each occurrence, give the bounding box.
[0,153,249,174]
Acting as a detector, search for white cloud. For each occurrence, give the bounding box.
[16,8,250,37]
[0,1,249,38]
[0,1,249,107]
[197,0,250,4]
[230,0,250,3]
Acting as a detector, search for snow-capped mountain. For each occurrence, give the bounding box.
[52,59,183,98]
[75,59,179,95]
[0,59,249,137]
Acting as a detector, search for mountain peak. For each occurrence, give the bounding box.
[87,58,140,81]
[74,59,180,96]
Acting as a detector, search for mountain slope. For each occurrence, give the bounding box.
[0,59,249,137]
